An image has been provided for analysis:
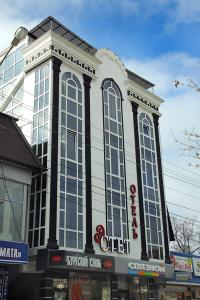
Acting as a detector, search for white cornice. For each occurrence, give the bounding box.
[127,79,164,115]
[23,31,101,78]
[96,48,128,78]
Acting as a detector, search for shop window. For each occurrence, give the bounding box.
[69,272,111,300]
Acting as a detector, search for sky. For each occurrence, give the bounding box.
[1,0,200,239]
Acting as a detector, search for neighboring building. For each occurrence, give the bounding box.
[0,112,41,299]
[0,16,174,300]
[159,252,200,300]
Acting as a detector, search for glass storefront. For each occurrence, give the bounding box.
[52,273,159,300]
[159,285,195,300]
[53,272,111,300]
[122,276,158,300]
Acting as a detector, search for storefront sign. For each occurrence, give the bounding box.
[115,257,166,278]
[0,241,28,264]
[128,262,165,277]
[175,272,192,281]
[192,257,200,276]
[171,255,193,272]
[94,225,130,254]
[48,251,114,273]
[130,184,138,239]
[128,262,165,273]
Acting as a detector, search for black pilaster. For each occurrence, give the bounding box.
[47,57,62,249]
[83,73,95,254]
[131,102,148,261]
[153,113,170,263]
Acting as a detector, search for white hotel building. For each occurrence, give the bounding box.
[0,16,174,300]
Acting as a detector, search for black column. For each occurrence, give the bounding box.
[47,57,62,249]
[83,73,95,254]
[131,102,148,261]
[153,113,170,263]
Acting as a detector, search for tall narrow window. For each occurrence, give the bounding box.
[59,72,83,249]
[102,80,128,239]
[139,113,164,259]
[29,64,49,248]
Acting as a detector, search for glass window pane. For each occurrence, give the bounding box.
[59,230,64,247]
[66,231,77,248]
[112,191,120,206]
[110,134,118,148]
[146,163,153,187]
[66,195,77,229]
[67,131,76,160]
[109,94,116,119]
[15,46,23,62]
[67,161,77,178]
[14,60,23,77]
[78,233,83,249]
[67,178,77,194]
[4,52,14,69]
[67,99,77,115]
[68,85,76,99]
[113,207,121,237]
[111,148,118,175]
[4,67,14,83]
[67,115,77,131]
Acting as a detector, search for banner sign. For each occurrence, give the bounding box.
[193,257,200,277]
[171,255,193,272]
[0,240,28,264]
[48,251,114,273]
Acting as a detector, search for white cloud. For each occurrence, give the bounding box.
[0,0,85,52]
[172,0,200,25]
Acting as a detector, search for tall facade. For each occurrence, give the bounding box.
[0,16,173,300]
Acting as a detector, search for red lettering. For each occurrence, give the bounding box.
[130,184,138,240]
[130,194,136,204]
[132,217,138,228]
[130,184,136,194]
[133,229,138,239]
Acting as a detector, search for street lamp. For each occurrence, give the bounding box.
[0,26,28,66]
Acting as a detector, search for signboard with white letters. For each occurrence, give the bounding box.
[0,240,28,264]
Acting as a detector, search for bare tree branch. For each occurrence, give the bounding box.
[170,216,200,254]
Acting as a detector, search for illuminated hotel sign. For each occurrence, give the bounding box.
[130,184,138,239]
[94,225,130,254]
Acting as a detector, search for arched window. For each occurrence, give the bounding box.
[59,72,83,249]
[102,79,128,239]
[139,112,163,259]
